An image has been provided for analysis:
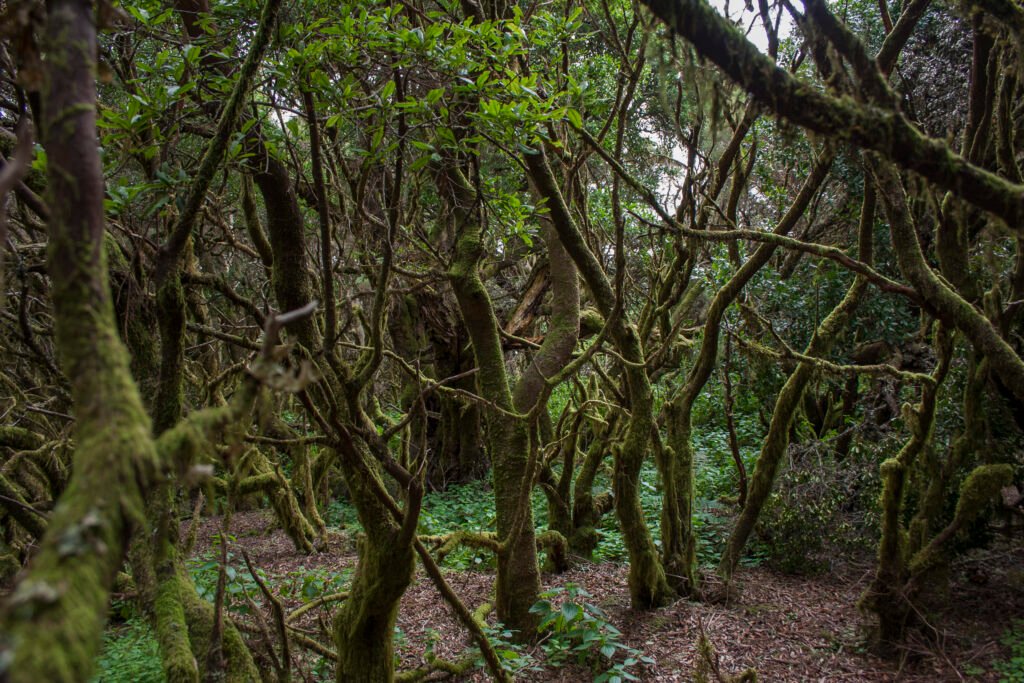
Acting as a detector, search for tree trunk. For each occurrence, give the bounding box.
[524,148,673,608]
[0,2,161,677]
[718,180,875,582]
[661,150,834,596]
[332,446,415,682]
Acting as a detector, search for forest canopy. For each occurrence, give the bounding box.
[1,0,1023,679]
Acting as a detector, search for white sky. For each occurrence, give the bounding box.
[712,0,795,54]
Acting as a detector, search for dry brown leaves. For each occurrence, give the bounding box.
[188,513,1024,682]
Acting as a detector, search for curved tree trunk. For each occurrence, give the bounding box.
[524,148,673,608]
[0,2,161,677]
[443,163,543,634]
[717,180,876,581]
[661,149,835,595]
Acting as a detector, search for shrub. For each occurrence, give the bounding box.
[758,441,879,574]
[530,583,653,682]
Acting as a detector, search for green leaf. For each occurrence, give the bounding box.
[560,602,581,623]
[529,599,552,615]
[408,155,431,172]
[426,88,445,104]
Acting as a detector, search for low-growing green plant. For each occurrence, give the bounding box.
[188,539,265,615]
[994,620,1024,683]
[474,622,544,676]
[90,618,164,683]
[276,565,351,602]
[418,480,499,569]
[594,464,661,563]
[590,462,765,569]
[530,583,653,682]
[324,497,362,530]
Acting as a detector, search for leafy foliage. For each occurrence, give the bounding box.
[759,441,880,574]
[474,622,544,677]
[530,584,654,682]
[89,619,164,683]
[994,620,1024,683]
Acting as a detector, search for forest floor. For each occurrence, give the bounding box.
[191,511,1024,682]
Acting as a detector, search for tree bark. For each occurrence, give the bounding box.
[0,2,160,678]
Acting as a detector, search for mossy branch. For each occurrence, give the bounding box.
[638,0,1024,230]
[873,161,1024,401]
[906,464,1013,578]
[286,592,349,625]
[420,530,500,562]
[241,549,291,682]
[155,0,283,281]
[733,334,934,385]
[395,651,477,682]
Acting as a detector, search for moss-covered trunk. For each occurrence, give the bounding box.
[858,343,944,656]
[0,2,160,677]
[859,159,1017,654]
[254,125,417,680]
[569,413,617,560]
[660,150,835,596]
[859,333,1009,654]
[489,418,544,634]
[237,68,418,678]
[661,402,697,594]
[131,488,260,683]
[717,178,875,582]
[511,220,579,577]
[524,148,672,608]
[237,448,318,553]
[332,445,416,682]
[442,162,542,633]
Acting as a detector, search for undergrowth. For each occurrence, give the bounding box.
[474,583,654,682]
[531,583,654,682]
[90,618,164,683]
[993,619,1024,682]
[92,456,761,680]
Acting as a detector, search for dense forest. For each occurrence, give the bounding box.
[1,0,1023,679]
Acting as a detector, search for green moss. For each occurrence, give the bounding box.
[0,427,45,451]
[907,464,1013,577]
[954,464,1012,520]
[153,570,199,683]
[237,449,315,553]
[442,164,542,632]
[0,550,20,583]
[333,529,415,682]
[0,473,47,538]
[0,2,162,679]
